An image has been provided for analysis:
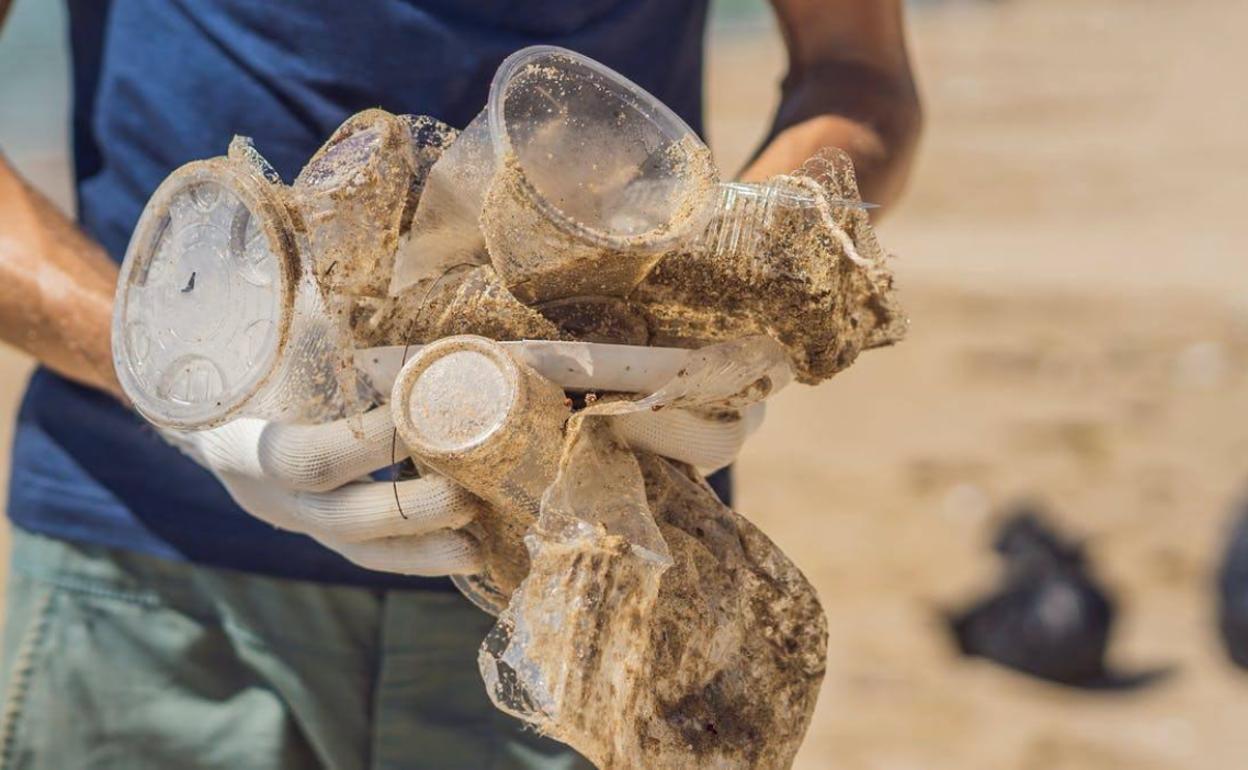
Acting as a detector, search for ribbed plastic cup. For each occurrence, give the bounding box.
[698,179,873,261]
[393,45,719,302]
[390,335,570,613]
[112,154,342,430]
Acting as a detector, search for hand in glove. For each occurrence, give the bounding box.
[163,409,486,576]
[162,380,763,577]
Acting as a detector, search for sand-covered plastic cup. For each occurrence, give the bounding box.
[393,45,719,304]
[699,179,866,262]
[112,142,344,430]
[292,109,418,300]
[390,335,571,613]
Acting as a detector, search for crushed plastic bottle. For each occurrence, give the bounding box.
[481,443,827,770]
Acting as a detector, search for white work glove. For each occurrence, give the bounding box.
[164,409,484,576]
[165,397,763,578]
[609,402,765,475]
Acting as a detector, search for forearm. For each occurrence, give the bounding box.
[0,154,123,399]
[742,0,922,213]
[740,62,920,209]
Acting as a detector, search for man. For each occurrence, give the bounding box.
[0,0,920,767]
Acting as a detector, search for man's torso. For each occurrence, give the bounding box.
[9,0,710,587]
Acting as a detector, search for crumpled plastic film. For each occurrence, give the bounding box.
[291,110,420,425]
[352,264,563,349]
[294,109,416,299]
[479,336,828,770]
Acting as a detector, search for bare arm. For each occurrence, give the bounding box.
[741,0,922,212]
[0,0,123,399]
[0,154,122,399]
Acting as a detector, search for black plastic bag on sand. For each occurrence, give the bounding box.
[1217,497,1248,669]
[948,504,1169,690]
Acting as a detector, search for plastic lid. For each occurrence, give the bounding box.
[113,160,295,429]
[393,338,521,456]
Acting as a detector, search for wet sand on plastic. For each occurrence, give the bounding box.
[2,0,1247,767]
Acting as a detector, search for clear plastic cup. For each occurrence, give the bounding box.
[114,114,459,431]
[394,45,719,303]
[112,148,343,430]
[699,177,874,262]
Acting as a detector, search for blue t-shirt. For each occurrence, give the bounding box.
[8,0,716,588]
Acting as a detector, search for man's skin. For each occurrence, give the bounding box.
[0,0,920,401]
[740,0,921,202]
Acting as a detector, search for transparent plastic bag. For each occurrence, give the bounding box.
[473,336,826,769]
[388,334,824,769]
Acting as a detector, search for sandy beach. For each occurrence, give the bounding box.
[2,0,1246,767]
[713,1,1248,767]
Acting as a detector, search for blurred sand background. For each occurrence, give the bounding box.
[3,0,1248,767]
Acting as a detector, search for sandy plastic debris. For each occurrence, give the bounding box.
[112,142,345,429]
[391,335,572,609]
[454,336,827,770]
[398,46,720,303]
[115,55,902,768]
[633,149,905,383]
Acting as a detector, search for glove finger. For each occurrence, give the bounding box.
[334,530,483,576]
[610,402,765,472]
[293,474,483,543]
[214,469,305,532]
[256,408,406,492]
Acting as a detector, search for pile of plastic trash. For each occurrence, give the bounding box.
[111,46,904,770]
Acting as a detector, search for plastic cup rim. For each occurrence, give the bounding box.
[112,158,299,430]
[392,335,526,459]
[484,45,715,251]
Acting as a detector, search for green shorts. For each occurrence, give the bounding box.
[0,528,592,770]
